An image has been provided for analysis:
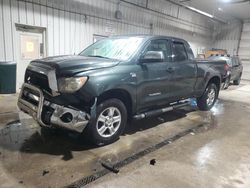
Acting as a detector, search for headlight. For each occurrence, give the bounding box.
[58,76,88,93]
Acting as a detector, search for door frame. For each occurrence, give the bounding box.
[15,24,47,91]
[15,23,47,57]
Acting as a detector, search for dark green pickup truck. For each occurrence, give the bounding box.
[18,35,227,145]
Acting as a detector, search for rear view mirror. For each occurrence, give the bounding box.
[140,51,164,63]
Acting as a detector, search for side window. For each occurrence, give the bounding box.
[172,42,188,62]
[238,58,242,65]
[235,58,240,66]
[227,59,233,67]
[185,44,195,60]
[232,57,239,66]
[144,39,172,62]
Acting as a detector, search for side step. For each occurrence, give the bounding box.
[133,101,189,120]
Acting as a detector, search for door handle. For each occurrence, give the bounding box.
[166,67,174,73]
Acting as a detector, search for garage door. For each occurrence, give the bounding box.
[238,22,250,80]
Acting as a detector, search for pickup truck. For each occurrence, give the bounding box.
[18,35,227,145]
[208,55,243,89]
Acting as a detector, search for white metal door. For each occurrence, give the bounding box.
[17,31,44,90]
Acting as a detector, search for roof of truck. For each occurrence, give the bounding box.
[109,34,188,42]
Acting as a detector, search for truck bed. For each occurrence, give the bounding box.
[196,59,227,81]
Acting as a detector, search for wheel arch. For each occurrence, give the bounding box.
[97,89,134,118]
[207,76,221,92]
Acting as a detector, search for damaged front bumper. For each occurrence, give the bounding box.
[17,83,90,133]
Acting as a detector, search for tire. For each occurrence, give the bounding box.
[223,76,230,90]
[197,83,218,111]
[84,98,127,146]
[233,75,241,85]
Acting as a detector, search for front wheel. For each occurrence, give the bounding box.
[197,83,218,111]
[84,98,127,146]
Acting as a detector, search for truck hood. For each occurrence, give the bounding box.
[30,55,120,76]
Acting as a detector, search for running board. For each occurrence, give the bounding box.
[133,101,189,120]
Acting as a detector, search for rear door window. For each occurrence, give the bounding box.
[172,42,188,62]
[232,57,239,66]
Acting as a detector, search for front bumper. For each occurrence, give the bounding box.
[17,83,90,133]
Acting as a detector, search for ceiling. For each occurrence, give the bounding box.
[180,0,250,21]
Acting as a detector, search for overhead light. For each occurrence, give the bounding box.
[186,6,214,18]
[221,0,231,2]
[218,7,223,11]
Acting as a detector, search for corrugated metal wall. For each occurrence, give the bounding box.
[0,0,215,62]
[239,21,250,80]
[212,19,242,56]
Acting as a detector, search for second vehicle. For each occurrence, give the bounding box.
[208,54,243,89]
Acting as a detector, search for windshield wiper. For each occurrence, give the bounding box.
[87,55,110,59]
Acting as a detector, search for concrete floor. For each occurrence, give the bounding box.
[0,81,250,187]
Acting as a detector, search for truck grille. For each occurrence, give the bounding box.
[25,69,52,93]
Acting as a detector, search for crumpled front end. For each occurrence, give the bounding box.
[18,83,90,133]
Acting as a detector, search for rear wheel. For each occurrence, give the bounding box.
[197,83,218,111]
[84,98,127,146]
[233,75,241,85]
[223,76,230,89]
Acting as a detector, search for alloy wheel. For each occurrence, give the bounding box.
[96,107,121,138]
[206,88,216,106]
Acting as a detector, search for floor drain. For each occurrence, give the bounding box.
[67,123,205,187]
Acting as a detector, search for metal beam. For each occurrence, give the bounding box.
[165,0,227,24]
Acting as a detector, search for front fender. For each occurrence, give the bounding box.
[78,64,138,110]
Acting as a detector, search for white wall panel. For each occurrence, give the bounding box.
[59,10,64,54]
[10,0,18,61]
[33,1,40,26]
[47,6,54,56]
[71,12,76,54]
[63,0,70,54]
[79,14,85,50]
[0,0,5,60]
[242,23,250,31]
[26,2,33,25]
[241,32,250,40]
[213,20,242,55]
[18,1,26,24]
[0,0,239,62]
[75,14,81,54]
[53,8,59,55]
[239,22,250,80]
[2,0,13,60]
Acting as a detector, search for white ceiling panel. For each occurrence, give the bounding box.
[180,0,250,21]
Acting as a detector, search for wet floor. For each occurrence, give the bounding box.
[91,85,250,188]
[0,100,215,187]
[0,83,250,187]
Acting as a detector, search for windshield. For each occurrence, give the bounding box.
[79,37,144,61]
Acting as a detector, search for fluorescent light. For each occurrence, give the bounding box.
[186,6,214,18]
[218,7,223,11]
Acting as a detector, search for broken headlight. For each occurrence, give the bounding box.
[58,76,88,93]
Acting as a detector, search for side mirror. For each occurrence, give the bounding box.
[140,51,164,63]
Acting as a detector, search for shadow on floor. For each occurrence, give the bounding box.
[0,108,195,161]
